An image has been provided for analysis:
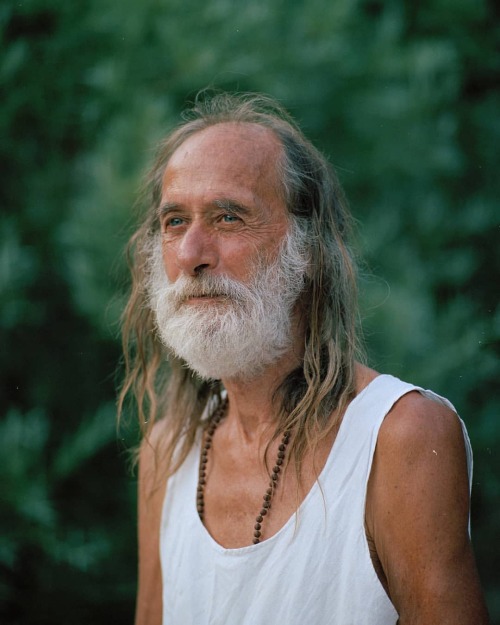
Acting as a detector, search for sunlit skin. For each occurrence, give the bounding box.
[159,122,290,289]
[135,122,489,625]
[158,122,306,428]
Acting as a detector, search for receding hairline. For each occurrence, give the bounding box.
[168,119,284,164]
[157,120,290,210]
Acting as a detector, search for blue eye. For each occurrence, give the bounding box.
[222,214,238,223]
[168,217,184,227]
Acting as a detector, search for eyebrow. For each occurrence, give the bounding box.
[158,202,179,218]
[212,198,251,215]
[158,198,252,218]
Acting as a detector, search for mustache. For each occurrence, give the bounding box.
[163,273,252,307]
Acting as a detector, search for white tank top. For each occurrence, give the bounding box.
[160,374,473,624]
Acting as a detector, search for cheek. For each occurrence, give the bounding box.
[221,242,260,280]
[161,242,179,282]
[222,240,278,283]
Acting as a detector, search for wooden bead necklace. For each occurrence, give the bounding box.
[197,398,291,545]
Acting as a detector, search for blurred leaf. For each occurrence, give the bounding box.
[52,403,118,479]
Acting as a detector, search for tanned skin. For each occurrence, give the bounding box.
[134,123,489,625]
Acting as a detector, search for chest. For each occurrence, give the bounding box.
[160,424,398,625]
[200,430,336,548]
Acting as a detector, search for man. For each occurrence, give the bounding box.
[120,92,489,624]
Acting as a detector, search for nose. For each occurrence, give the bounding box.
[175,223,218,277]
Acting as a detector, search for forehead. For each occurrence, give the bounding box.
[161,122,285,209]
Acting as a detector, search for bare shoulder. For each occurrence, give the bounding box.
[141,416,171,454]
[368,390,470,556]
[138,418,171,530]
[366,389,489,623]
[139,418,171,499]
[377,390,467,463]
[367,388,471,552]
[135,418,170,625]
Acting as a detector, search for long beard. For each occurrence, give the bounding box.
[146,228,309,380]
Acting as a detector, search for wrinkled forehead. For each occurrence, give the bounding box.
[170,121,283,161]
[164,122,286,200]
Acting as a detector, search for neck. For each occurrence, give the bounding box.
[220,344,301,444]
[217,307,305,443]
[220,360,378,442]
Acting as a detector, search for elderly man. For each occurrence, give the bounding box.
[120,93,488,624]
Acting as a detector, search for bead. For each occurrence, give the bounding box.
[196,398,292,547]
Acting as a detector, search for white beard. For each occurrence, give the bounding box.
[146,227,309,380]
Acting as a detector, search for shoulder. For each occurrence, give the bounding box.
[138,419,175,515]
[137,419,170,572]
[136,419,170,625]
[377,389,467,466]
[371,389,469,515]
[139,418,171,500]
[366,388,470,540]
[366,388,489,622]
[354,366,467,457]
[140,417,170,458]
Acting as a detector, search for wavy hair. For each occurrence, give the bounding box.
[118,91,363,478]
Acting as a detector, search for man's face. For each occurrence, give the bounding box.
[148,122,309,380]
[158,122,290,290]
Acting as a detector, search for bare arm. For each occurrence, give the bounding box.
[366,391,489,625]
[135,423,168,625]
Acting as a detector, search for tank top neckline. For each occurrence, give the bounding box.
[192,372,390,555]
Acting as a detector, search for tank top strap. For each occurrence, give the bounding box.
[327,374,472,500]
[324,374,417,475]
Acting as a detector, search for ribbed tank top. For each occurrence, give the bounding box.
[160,374,473,624]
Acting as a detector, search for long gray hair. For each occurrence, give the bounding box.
[119,91,363,477]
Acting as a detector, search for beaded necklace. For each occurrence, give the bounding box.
[197,398,291,544]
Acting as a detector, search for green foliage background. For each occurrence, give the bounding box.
[1,0,498,622]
